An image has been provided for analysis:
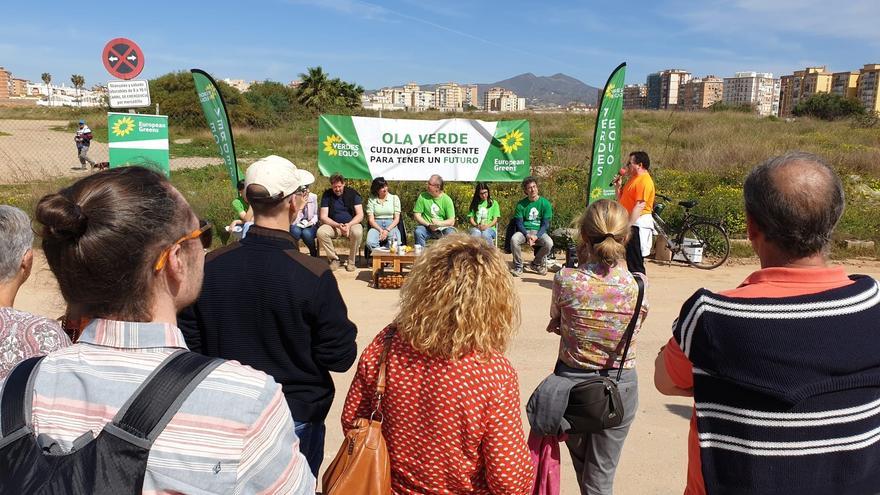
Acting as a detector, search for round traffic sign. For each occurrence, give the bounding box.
[102,38,145,80]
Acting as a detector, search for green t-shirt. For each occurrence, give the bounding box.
[413,192,455,223]
[468,199,501,227]
[366,194,401,219]
[515,196,553,231]
[232,197,248,216]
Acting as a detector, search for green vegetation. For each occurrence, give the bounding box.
[0,131,10,137]
[793,93,866,121]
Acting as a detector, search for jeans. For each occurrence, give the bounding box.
[293,421,326,478]
[510,231,553,269]
[290,224,318,256]
[414,225,456,246]
[555,365,639,495]
[468,227,497,244]
[366,218,401,250]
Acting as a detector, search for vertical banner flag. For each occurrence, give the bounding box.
[191,69,240,191]
[587,62,626,205]
[108,112,170,176]
[318,115,530,181]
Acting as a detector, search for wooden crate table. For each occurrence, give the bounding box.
[371,251,417,288]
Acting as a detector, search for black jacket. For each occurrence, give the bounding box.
[178,225,358,422]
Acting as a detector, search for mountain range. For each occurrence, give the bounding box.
[376,73,601,107]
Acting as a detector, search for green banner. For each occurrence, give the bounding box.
[587,62,626,205]
[318,115,530,181]
[191,69,241,191]
[107,112,170,177]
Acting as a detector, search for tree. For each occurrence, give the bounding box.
[793,93,865,120]
[70,74,85,106]
[41,72,51,103]
[296,66,363,111]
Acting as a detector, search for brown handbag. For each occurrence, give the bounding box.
[322,332,394,495]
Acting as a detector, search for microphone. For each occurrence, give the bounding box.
[609,168,626,187]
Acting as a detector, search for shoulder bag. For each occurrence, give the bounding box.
[564,275,645,434]
[322,331,394,495]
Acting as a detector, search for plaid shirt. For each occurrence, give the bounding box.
[0,318,315,495]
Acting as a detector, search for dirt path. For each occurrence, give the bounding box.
[0,119,221,184]
[15,252,880,494]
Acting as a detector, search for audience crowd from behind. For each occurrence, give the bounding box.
[342,234,534,493]
[0,166,314,493]
[3,148,877,495]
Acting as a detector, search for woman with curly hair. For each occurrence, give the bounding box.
[341,234,534,494]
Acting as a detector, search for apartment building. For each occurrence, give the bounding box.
[435,82,463,112]
[831,71,860,99]
[623,84,647,110]
[221,78,254,92]
[462,84,479,109]
[11,78,28,97]
[484,87,525,112]
[646,72,661,109]
[0,67,10,99]
[679,76,723,111]
[857,64,880,114]
[722,72,780,116]
[779,66,832,117]
[659,69,692,109]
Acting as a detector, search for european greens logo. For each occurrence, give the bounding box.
[322,134,360,157]
[590,187,603,200]
[111,116,135,137]
[604,83,623,99]
[499,129,524,154]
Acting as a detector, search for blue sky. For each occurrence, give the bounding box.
[1,0,877,90]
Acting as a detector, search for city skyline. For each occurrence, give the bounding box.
[1,0,877,90]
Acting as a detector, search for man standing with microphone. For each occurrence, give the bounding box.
[614,151,655,274]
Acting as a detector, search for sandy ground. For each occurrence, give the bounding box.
[0,119,221,184]
[15,248,880,494]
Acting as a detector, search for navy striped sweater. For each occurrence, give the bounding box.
[673,275,880,495]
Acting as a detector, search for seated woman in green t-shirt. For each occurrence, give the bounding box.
[467,182,500,245]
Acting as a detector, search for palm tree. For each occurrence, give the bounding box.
[298,66,340,109]
[41,72,51,104]
[70,74,85,106]
[297,66,363,110]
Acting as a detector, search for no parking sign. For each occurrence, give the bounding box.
[102,38,145,80]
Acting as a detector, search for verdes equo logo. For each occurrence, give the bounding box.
[322,134,360,157]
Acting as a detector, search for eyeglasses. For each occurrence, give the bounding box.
[428,182,440,187]
[153,220,213,272]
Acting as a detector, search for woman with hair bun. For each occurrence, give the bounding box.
[546,199,649,495]
[341,234,534,494]
[0,167,314,494]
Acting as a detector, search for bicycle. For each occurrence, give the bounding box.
[651,193,730,270]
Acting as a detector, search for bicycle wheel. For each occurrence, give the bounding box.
[679,222,730,269]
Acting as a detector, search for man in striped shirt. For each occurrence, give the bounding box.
[654,152,880,495]
[0,167,314,494]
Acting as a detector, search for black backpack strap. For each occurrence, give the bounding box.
[1,356,44,437]
[615,275,645,382]
[112,351,222,442]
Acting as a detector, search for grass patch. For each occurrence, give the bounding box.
[0,131,11,137]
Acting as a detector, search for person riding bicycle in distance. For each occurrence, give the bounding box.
[614,151,655,274]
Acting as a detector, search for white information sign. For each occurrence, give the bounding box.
[107,80,151,108]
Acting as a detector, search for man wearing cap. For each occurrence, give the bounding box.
[74,120,96,170]
[178,155,358,478]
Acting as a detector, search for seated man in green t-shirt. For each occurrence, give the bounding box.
[413,174,457,247]
[510,176,553,276]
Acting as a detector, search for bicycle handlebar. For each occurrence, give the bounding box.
[657,193,672,202]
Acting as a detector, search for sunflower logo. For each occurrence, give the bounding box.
[111,116,135,137]
[499,129,524,154]
[204,84,218,101]
[323,135,342,156]
[590,187,603,200]
[605,83,616,99]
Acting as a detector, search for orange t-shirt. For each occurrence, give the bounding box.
[618,172,655,216]
[661,266,854,495]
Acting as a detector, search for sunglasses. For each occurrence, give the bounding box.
[153,219,213,272]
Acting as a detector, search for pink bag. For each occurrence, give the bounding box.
[528,430,566,495]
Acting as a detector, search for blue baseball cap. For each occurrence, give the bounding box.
[78,120,85,124]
